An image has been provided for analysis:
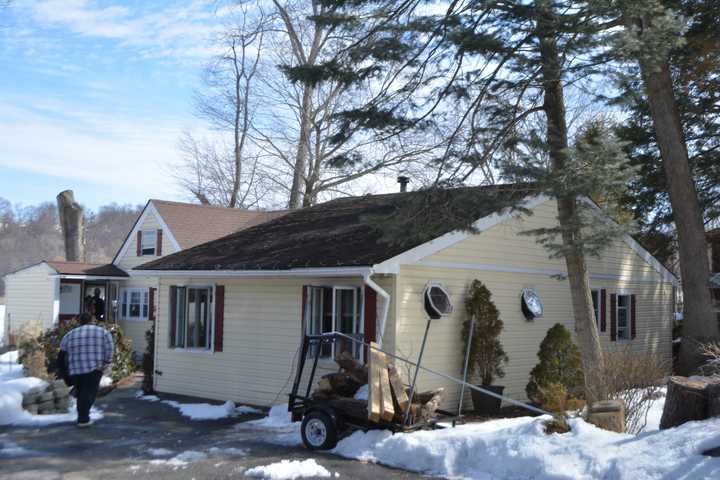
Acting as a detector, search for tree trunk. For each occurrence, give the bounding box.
[707,382,720,418]
[56,190,85,262]
[659,376,708,429]
[288,84,314,209]
[536,1,605,404]
[639,58,718,374]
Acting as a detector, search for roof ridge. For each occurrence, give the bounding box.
[150,199,284,213]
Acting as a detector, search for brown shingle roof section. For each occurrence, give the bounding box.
[46,261,129,277]
[137,184,537,271]
[151,200,288,249]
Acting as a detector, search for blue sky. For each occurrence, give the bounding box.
[0,0,233,211]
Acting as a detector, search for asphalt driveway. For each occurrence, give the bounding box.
[0,378,421,479]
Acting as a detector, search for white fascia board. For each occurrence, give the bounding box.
[579,197,679,286]
[3,261,56,279]
[130,266,373,278]
[113,201,182,266]
[372,194,550,274]
[53,275,130,281]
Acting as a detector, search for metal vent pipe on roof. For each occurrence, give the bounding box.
[397,176,409,192]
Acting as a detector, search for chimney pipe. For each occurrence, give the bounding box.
[397,176,409,193]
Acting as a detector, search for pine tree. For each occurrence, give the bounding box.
[526,323,584,404]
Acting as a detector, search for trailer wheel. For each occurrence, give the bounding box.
[301,411,338,450]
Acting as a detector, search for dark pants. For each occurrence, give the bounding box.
[71,370,102,424]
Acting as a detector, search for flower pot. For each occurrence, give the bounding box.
[471,384,505,415]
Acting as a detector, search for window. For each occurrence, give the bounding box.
[121,288,149,321]
[141,230,157,255]
[591,290,600,327]
[305,286,362,359]
[424,284,453,320]
[171,287,213,349]
[616,294,630,340]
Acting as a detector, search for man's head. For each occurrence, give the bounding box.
[78,313,92,325]
[93,288,101,298]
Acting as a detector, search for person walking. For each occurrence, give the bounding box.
[59,313,114,427]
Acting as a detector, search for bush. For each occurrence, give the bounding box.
[142,324,155,394]
[598,346,669,434]
[699,341,720,377]
[17,323,52,380]
[18,319,135,383]
[526,323,584,404]
[462,280,508,386]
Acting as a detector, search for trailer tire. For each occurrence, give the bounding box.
[301,411,338,450]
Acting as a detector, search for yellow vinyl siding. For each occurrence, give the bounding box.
[116,213,176,270]
[153,275,396,406]
[393,198,673,410]
[4,264,56,333]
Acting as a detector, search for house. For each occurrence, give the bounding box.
[2,200,285,354]
[133,185,677,409]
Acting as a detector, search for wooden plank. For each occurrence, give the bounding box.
[368,342,382,422]
[378,351,395,421]
[387,364,410,413]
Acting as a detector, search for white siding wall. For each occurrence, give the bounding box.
[393,199,674,410]
[4,264,57,335]
[116,213,176,270]
[154,275,395,406]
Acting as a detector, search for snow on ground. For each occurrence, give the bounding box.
[641,388,666,433]
[332,415,720,480]
[149,450,207,469]
[147,447,174,457]
[241,404,302,446]
[135,391,160,401]
[0,438,36,458]
[99,376,113,388]
[0,351,101,427]
[244,459,333,479]
[207,446,248,456]
[160,398,262,420]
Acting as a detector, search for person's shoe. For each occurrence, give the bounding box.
[77,420,93,428]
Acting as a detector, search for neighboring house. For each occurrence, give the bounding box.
[3,200,285,356]
[134,186,677,409]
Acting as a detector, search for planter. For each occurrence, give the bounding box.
[471,384,505,415]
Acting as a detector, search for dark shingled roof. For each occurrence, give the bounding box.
[46,261,129,277]
[136,184,538,271]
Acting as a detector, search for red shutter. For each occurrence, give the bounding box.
[149,288,156,321]
[363,286,377,364]
[136,231,142,256]
[169,286,177,347]
[631,294,637,339]
[156,229,163,256]
[610,294,617,342]
[600,289,607,333]
[214,285,225,352]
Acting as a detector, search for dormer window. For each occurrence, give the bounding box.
[141,230,157,256]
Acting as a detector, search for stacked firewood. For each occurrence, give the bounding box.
[312,344,444,425]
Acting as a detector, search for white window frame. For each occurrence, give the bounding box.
[305,285,364,361]
[140,230,157,256]
[121,288,149,321]
[616,293,631,341]
[171,285,215,351]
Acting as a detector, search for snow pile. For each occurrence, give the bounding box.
[242,404,302,446]
[640,388,666,433]
[245,459,332,479]
[332,415,720,479]
[160,399,262,420]
[353,384,368,401]
[0,351,101,427]
[135,391,160,402]
[147,448,174,457]
[207,446,248,456]
[100,376,113,388]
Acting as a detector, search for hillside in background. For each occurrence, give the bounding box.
[0,198,142,296]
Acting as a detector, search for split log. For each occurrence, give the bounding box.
[56,190,85,262]
[407,389,445,423]
[335,350,368,385]
[316,372,362,398]
[660,376,708,429]
[388,364,409,413]
[327,398,368,420]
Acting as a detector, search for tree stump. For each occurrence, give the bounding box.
[659,376,708,429]
[56,189,85,262]
[587,400,625,433]
[707,382,720,418]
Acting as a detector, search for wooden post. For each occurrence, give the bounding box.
[56,190,85,262]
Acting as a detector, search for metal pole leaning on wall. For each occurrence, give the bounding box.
[458,315,475,417]
[403,318,432,426]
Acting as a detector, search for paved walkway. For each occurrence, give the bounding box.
[0,379,420,479]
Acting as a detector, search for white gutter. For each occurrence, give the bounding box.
[53,275,129,281]
[130,267,372,278]
[364,270,391,348]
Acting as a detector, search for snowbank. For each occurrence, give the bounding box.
[332,415,720,479]
[242,404,302,446]
[0,351,101,427]
[245,459,333,479]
